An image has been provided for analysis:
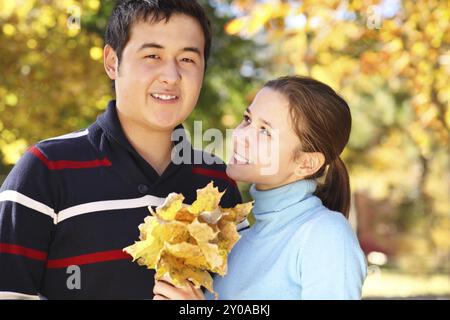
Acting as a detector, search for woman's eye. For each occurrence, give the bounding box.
[260,127,271,136]
[145,54,160,59]
[243,115,251,125]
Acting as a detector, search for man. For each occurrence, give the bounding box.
[0,0,243,299]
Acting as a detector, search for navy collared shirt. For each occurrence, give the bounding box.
[0,100,243,299]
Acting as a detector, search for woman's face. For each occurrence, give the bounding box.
[226,87,303,190]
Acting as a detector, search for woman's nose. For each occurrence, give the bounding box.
[233,127,252,154]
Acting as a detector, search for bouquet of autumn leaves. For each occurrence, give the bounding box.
[123,182,253,297]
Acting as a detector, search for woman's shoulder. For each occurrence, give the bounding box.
[297,207,359,248]
[313,208,352,231]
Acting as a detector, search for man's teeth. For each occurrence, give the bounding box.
[152,93,178,101]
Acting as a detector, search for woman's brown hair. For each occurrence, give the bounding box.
[265,76,352,218]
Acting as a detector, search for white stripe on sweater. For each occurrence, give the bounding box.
[40,129,89,142]
[57,194,166,224]
[0,190,57,224]
[1,190,247,228]
[0,190,165,225]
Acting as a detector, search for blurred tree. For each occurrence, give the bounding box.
[0,0,111,166]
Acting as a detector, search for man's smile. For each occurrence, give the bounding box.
[150,92,180,104]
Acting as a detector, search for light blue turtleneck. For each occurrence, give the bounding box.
[207,179,367,300]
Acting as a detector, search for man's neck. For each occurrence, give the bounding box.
[116,110,174,176]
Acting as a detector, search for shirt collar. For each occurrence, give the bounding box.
[96,100,192,181]
[250,179,319,218]
[96,100,190,155]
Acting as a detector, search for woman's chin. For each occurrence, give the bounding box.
[226,164,258,185]
[226,164,244,183]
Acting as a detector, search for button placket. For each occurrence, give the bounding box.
[138,184,149,194]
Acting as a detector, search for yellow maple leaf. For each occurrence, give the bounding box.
[164,242,210,269]
[175,207,196,223]
[124,218,162,269]
[189,182,225,214]
[156,253,214,293]
[198,242,225,273]
[198,207,223,224]
[187,218,219,243]
[154,192,185,221]
[222,201,254,223]
[218,219,241,253]
[153,220,190,244]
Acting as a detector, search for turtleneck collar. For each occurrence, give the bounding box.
[248,179,322,237]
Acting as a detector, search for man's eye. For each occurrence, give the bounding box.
[181,58,195,63]
[243,115,251,124]
[145,54,160,59]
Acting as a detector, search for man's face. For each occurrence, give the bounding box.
[107,14,206,131]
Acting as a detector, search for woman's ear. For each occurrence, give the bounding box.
[294,152,325,178]
[104,45,118,80]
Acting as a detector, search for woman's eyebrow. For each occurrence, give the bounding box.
[245,108,272,128]
[261,118,273,128]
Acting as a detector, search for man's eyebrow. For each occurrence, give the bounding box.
[181,47,202,57]
[137,43,202,57]
[245,108,272,128]
[137,42,164,52]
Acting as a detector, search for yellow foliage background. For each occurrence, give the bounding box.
[0,0,448,298]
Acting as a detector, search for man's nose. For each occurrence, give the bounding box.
[158,59,181,85]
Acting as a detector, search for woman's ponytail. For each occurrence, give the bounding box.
[315,157,351,218]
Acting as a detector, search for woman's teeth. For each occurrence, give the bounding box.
[151,93,178,101]
[233,153,250,164]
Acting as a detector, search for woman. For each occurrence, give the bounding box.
[153,76,367,300]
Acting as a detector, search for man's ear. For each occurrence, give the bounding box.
[294,152,325,178]
[104,45,118,80]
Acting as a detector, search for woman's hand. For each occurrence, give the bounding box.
[153,275,205,300]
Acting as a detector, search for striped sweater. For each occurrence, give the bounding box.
[0,101,243,299]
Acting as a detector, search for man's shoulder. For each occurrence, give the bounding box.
[34,128,96,160]
[0,130,96,206]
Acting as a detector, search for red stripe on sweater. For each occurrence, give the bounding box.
[192,167,237,187]
[29,146,111,170]
[46,249,131,269]
[0,243,48,261]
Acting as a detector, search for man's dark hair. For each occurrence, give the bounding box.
[105,0,212,72]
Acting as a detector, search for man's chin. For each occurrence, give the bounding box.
[142,114,183,132]
[144,109,187,130]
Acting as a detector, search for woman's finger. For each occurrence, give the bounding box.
[153,280,185,300]
[154,280,205,300]
[186,282,206,300]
